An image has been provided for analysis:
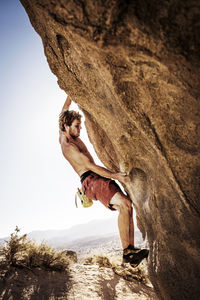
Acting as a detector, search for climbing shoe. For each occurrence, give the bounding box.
[123,244,149,267]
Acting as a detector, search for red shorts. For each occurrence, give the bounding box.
[81,171,121,210]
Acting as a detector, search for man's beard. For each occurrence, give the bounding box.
[69,127,80,138]
[69,131,79,139]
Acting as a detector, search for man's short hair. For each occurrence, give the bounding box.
[59,110,82,131]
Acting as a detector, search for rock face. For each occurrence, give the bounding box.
[20,1,200,299]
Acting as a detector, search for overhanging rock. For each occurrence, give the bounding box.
[20,1,200,299]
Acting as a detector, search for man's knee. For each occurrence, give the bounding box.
[118,196,132,213]
[110,192,132,210]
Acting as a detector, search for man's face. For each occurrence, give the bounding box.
[69,119,82,138]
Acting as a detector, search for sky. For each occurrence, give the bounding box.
[0,0,118,237]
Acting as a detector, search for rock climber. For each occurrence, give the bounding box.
[59,95,149,266]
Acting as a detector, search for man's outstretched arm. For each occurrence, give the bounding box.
[61,95,72,112]
[67,143,131,184]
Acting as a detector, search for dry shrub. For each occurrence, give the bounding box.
[83,253,147,283]
[2,227,70,271]
[3,226,27,266]
[113,264,147,283]
[83,254,112,268]
[23,243,70,271]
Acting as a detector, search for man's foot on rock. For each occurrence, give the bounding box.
[123,245,149,267]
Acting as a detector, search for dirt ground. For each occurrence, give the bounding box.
[0,259,158,300]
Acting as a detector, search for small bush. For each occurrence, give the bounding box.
[2,227,70,271]
[3,226,27,266]
[82,253,147,283]
[83,254,112,268]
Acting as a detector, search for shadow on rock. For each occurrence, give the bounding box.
[0,266,70,300]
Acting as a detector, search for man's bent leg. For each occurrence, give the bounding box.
[110,192,134,249]
[110,191,149,266]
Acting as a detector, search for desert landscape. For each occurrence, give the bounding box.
[0,221,157,299]
[1,0,199,298]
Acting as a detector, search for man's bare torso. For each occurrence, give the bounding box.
[59,132,94,176]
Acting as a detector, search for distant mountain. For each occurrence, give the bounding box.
[28,217,119,244]
[0,238,7,246]
[30,218,143,249]
[0,217,118,246]
[0,217,143,249]
[65,230,143,252]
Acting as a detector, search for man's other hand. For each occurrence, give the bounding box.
[61,95,72,112]
[115,172,131,184]
[66,95,72,106]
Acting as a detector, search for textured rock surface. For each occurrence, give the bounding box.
[68,263,157,300]
[20,1,200,299]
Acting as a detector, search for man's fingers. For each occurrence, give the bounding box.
[119,172,127,176]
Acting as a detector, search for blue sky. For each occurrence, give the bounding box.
[0,0,116,237]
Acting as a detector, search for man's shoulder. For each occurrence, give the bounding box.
[75,137,87,147]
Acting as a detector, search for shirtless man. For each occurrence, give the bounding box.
[59,96,149,266]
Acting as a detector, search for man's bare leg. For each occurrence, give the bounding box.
[110,192,134,249]
[129,206,134,246]
[110,192,149,266]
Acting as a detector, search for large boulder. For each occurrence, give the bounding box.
[20,1,200,299]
